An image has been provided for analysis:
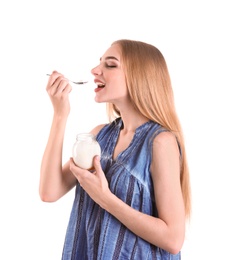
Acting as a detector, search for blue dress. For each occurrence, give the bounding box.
[62,118,181,259]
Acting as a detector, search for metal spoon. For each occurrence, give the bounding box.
[46,74,88,85]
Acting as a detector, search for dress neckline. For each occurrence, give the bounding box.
[111,118,153,161]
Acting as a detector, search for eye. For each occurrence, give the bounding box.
[105,63,117,68]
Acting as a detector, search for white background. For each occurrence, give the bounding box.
[0,1,236,259]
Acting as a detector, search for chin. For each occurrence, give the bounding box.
[94,96,106,103]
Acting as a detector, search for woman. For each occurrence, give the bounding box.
[40,39,191,259]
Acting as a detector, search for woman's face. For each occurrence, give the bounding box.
[91,44,128,105]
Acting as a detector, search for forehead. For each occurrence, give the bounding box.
[101,44,121,60]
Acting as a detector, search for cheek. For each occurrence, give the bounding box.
[119,79,128,95]
[116,85,128,99]
[113,75,127,90]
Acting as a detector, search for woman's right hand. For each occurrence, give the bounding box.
[46,71,72,117]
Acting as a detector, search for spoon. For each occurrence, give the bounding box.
[46,74,88,85]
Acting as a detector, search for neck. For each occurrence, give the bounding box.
[119,111,149,133]
[113,99,149,132]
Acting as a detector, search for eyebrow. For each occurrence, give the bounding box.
[100,56,119,61]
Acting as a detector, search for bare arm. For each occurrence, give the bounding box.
[69,131,185,254]
[39,71,77,202]
[39,70,106,202]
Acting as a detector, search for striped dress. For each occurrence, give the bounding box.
[62,118,181,260]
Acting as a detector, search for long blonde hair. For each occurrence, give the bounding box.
[107,39,191,218]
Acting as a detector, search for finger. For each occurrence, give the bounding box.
[69,157,79,174]
[93,156,102,176]
[69,158,87,178]
[69,158,81,181]
[46,72,64,91]
[48,76,69,96]
[56,79,71,94]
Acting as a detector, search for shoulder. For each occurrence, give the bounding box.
[91,118,122,137]
[153,131,179,149]
[90,124,107,136]
[151,131,180,176]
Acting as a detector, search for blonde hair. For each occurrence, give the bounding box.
[107,39,191,218]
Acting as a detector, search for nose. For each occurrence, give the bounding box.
[91,64,102,76]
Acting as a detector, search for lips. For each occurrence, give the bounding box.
[94,79,105,88]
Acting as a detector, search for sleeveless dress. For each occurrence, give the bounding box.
[62,118,181,260]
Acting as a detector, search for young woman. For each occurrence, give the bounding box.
[40,39,191,259]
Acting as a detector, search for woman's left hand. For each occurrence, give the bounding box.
[69,156,111,207]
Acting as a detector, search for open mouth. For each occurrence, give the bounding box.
[97,83,105,88]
